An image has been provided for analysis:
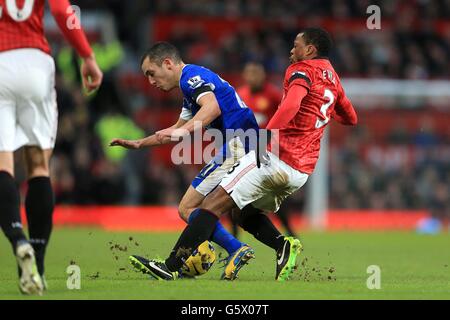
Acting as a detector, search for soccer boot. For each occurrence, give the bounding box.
[129,255,178,280]
[221,245,255,280]
[16,242,44,295]
[275,236,302,281]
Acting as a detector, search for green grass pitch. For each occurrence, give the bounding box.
[1,227,449,299]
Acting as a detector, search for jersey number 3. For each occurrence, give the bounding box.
[0,0,35,21]
[315,89,335,129]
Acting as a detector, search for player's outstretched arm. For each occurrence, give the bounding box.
[109,134,168,149]
[49,0,103,93]
[109,138,144,149]
[110,118,188,149]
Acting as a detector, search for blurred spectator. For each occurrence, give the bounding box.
[329,119,450,225]
[237,62,282,128]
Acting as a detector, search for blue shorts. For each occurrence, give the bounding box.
[191,137,245,196]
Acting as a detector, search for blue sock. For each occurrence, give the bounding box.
[188,209,243,255]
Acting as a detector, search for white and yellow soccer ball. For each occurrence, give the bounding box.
[181,241,216,277]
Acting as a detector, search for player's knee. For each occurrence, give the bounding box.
[178,204,191,222]
[200,198,230,218]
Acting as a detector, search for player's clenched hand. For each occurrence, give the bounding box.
[109,139,142,149]
[81,54,103,93]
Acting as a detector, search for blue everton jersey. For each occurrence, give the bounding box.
[179,64,259,137]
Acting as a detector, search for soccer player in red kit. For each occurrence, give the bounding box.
[236,62,296,237]
[136,28,357,282]
[0,0,102,295]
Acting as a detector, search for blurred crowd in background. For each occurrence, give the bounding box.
[155,0,450,79]
[154,0,450,19]
[329,124,449,216]
[14,0,448,223]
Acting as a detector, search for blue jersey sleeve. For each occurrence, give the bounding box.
[180,67,216,104]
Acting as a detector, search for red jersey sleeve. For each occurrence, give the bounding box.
[266,85,308,130]
[48,0,92,58]
[285,63,313,91]
[332,84,357,125]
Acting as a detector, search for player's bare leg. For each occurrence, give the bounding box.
[198,186,235,216]
[23,146,54,289]
[24,147,52,178]
[0,151,43,295]
[178,186,206,222]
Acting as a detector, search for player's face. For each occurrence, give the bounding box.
[290,33,314,63]
[243,64,266,90]
[141,57,177,91]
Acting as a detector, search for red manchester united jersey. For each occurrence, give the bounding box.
[0,0,92,57]
[237,83,282,128]
[269,58,356,174]
[0,0,50,54]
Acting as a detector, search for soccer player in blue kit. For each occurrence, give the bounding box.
[111,42,259,280]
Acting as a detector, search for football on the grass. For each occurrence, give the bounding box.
[181,241,216,277]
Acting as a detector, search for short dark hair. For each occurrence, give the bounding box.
[140,42,183,66]
[301,27,333,58]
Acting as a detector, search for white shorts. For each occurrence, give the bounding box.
[192,137,246,196]
[0,48,58,151]
[219,151,309,212]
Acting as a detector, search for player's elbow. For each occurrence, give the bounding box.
[178,204,190,223]
[211,104,222,119]
[348,112,358,126]
[340,108,357,126]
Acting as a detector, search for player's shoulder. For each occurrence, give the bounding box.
[182,64,215,79]
[287,60,312,72]
[181,64,215,90]
[286,59,339,86]
[286,59,324,75]
[285,62,314,87]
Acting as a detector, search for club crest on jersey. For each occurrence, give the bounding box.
[187,76,205,89]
